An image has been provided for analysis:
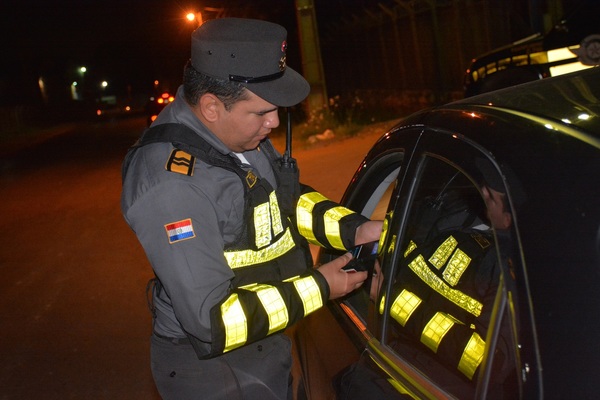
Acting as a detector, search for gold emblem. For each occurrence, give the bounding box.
[246,171,258,188]
[470,233,491,249]
[279,56,286,71]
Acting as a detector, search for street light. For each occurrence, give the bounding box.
[77,66,87,100]
[185,7,224,28]
[186,11,203,27]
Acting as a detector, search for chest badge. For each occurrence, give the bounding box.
[246,171,258,188]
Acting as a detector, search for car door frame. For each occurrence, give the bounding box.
[358,126,540,399]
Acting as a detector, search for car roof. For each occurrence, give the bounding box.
[452,67,600,139]
[465,0,598,72]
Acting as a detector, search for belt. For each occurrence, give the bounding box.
[153,331,191,346]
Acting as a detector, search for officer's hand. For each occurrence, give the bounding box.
[355,220,384,245]
[317,253,367,300]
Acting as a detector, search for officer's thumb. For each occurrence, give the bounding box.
[317,253,367,300]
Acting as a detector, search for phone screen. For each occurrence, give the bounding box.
[343,241,379,273]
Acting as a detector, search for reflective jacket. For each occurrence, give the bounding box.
[386,229,498,379]
[122,122,368,359]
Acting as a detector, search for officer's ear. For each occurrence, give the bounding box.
[198,93,221,123]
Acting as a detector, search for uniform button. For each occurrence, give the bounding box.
[169,371,176,377]
[257,345,263,352]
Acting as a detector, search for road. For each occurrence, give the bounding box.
[0,115,393,399]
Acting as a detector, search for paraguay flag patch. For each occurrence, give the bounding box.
[165,218,196,244]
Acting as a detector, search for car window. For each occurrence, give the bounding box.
[317,152,403,332]
[344,163,401,328]
[379,154,521,399]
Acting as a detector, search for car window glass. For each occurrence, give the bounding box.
[336,161,401,330]
[380,155,520,399]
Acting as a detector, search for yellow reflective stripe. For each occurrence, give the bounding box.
[221,294,247,352]
[379,294,386,315]
[409,255,483,317]
[404,240,417,257]
[390,289,422,326]
[245,284,289,335]
[269,191,284,236]
[458,332,486,379]
[324,206,354,250]
[296,192,327,246]
[380,216,389,249]
[283,275,299,282]
[429,235,457,270]
[225,228,295,269]
[421,312,455,353]
[253,202,272,248]
[292,275,323,316]
[388,235,397,255]
[443,248,471,286]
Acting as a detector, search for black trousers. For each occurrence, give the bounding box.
[151,333,293,400]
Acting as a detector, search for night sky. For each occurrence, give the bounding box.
[1,0,383,105]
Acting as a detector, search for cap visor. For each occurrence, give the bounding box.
[244,67,310,107]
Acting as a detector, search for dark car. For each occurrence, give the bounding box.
[294,67,600,399]
[463,0,599,97]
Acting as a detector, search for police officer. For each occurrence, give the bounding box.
[121,18,382,399]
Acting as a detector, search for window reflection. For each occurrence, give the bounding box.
[382,156,519,398]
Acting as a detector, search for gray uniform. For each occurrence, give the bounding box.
[122,85,293,399]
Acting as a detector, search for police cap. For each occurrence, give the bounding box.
[190,18,310,107]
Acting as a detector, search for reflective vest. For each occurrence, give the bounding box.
[125,123,367,358]
[385,230,494,379]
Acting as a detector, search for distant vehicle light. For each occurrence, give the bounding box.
[146,92,174,126]
[96,109,102,116]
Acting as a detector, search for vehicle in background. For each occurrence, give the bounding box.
[95,103,132,120]
[294,68,600,399]
[463,0,599,97]
[146,92,174,126]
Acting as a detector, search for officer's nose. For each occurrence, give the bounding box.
[264,112,279,129]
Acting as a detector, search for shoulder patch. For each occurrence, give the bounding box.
[166,149,195,176]
[470,232,491,249]
[165,218,196,244]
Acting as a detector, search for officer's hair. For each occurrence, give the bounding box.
[183,60,249,111]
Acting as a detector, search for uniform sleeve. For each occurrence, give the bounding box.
[205,268,329,357]
[294,184,369,250]
[125,176,236,344]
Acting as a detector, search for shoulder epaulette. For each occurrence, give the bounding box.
[166,149,195,176]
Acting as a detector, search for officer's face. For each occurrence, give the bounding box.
[482,186,512,230]
[215,90,280,152]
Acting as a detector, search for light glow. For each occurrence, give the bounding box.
[578,113,590,121]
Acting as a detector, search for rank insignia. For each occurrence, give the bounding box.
[245,171,258,188]
[166,149,195,176]
[165,218,196,244]
[471,233,491,249]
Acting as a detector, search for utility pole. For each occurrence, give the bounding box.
[295,0,328,114]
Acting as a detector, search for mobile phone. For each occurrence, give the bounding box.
[343,240,379,273]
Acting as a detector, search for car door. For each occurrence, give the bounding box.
[334,127,537,399]
[294,127,418,400]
